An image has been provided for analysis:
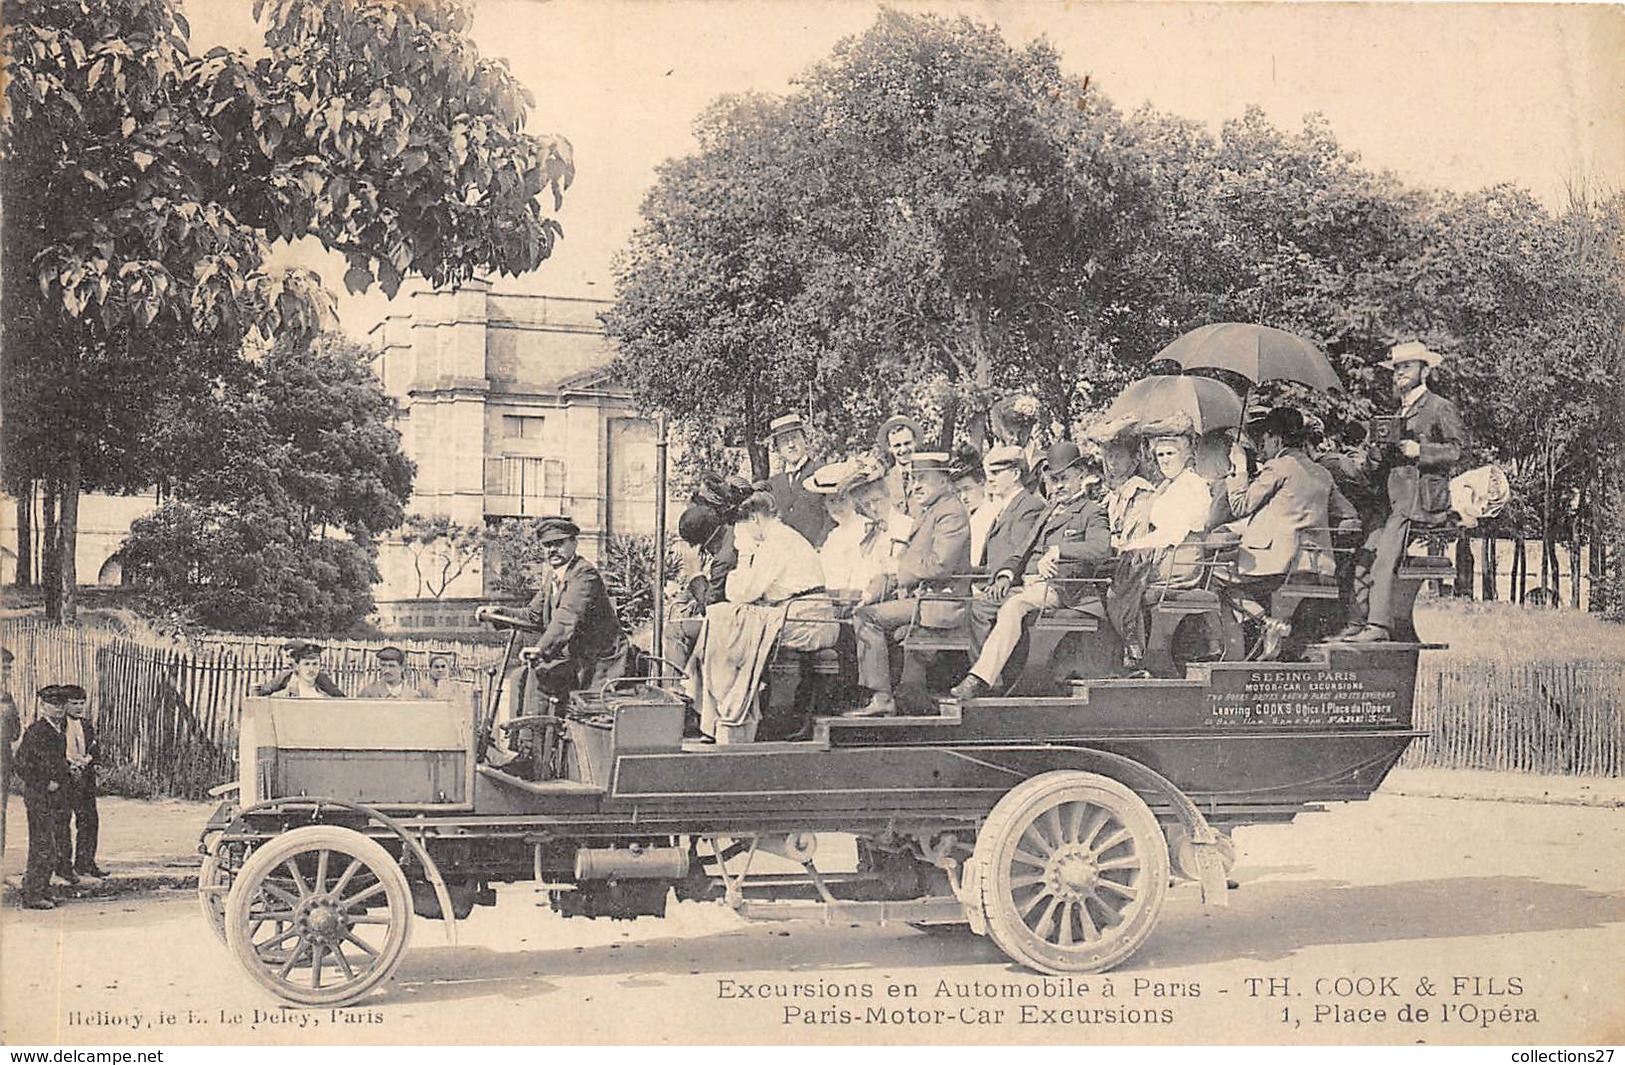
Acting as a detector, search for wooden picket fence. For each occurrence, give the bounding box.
[1,619,505,799]
[2,619,1620,796]
[1401,660,1625,776]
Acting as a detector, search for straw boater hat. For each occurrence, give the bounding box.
[1380,340,1445,369]
[803,457,885,495]
[982,444,1027,476]
[761,413,809,444]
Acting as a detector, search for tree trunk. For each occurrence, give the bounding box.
[13,484,31,586]
[1570,530,1583,610]
[1480,532,1497,602]
[58,460,79,622]
[938,394,959,452]
[1455,536,1475,599]
[41,482,60,623]
[1512,536,1526,602]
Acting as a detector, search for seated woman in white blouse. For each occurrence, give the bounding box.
[804,458,890,606]
[726,486,839,651]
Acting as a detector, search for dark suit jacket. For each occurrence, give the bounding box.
[895,485,971,592]
[981,490,1046,576]
[13,718,68,796]
[769,459,833,548]
[995,490,1112,607]
[1382,390,1467,523]
[527,556,631,690]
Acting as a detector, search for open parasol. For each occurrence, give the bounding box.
[1096,374,1244,438]
[1157,323,1342,392]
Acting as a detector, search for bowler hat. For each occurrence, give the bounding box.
[1254,407,1307,442]
[1042,440,1086,475]
[537,517,580,544]
[1380,340,1444,369]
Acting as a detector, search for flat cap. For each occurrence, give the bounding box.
[982,444,1027,475]
[376,646,406,664]
[537,517,580,543]
[37,685,69,705]
[910,451,953,474]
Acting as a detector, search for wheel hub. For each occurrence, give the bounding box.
[297,897,347,942]
[1046,845,1098,899]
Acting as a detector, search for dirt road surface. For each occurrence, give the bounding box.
[3,793,1622,1046]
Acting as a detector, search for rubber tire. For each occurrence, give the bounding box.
[974,770,1169,974]
[224,825,413,1007]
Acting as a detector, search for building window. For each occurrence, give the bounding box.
[503,456,566,500]
[502,414,545,440]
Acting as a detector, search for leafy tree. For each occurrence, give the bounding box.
[121,501,378,633]
[607,10,1155,469]
[400,514,485,599]
[1,0,572,621]
[120,331,414,633]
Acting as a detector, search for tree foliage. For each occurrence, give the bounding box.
[1,0,570,619]
[609,9,1625,610]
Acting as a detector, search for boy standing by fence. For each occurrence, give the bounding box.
[13,685,70,909]
[61,685,105,878]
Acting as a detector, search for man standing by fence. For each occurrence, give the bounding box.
[13,685,70,909]
[0,648,18,860]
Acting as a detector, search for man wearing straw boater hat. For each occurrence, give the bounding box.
[763,413,833,548]
[847,452,971,717]
[1342,341,1467,643]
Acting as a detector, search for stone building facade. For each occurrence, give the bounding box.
[367,279,656,604]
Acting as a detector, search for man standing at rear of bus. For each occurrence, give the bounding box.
[1343,341,1467,642]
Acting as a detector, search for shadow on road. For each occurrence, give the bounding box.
[1140,875,1625,968]
[383,875,1625,1005]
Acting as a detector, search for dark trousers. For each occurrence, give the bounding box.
[1351,512,1410,631]
[64,773,99,871]
[22,788,64,895]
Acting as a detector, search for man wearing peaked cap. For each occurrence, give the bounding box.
[972,445,1046,575]
[255,640,345,698]
[59,684,105,878]
[0,647,17,861]
[764,413,832,548]
[520,516,631,697]
[13,686,71,907]
[1342,340,1467,643]
[358,646,427,700]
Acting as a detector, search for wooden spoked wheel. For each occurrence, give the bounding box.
[198,833,235,944]
[224,826,413,1006]
[975,771,1169,974]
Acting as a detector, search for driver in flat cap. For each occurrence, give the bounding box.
[523,518,631,697]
